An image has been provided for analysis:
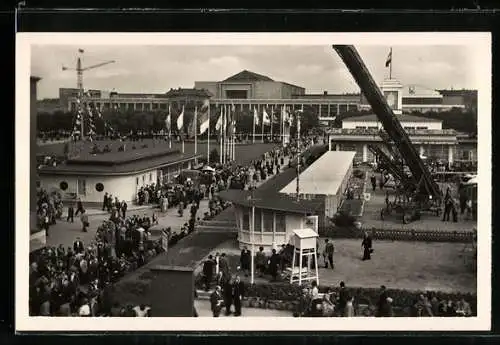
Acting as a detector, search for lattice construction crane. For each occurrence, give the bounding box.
[332,45,442,223]
[62,49,115,140]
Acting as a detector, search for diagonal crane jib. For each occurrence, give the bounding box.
[332,45,441,200]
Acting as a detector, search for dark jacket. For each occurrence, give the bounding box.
[203,259,215,277]
[232,281,245,300]
[210,290,223,311]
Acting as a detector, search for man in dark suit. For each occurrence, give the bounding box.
[376,285,389,317]
[232,275,245,316]
[202,255,215,292]
[337,281,348,316]
[73,238,84,254]
[210,285,223,317]
[67,204,74,223]
[103,193,108,211]
[223,277,233,316]
[269,249,281,281]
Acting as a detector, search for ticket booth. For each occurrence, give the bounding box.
[289,228,319,286]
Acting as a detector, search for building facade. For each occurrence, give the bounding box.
[38,148,200,205]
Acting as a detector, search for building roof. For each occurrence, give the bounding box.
[165,88,213,98]
[293,228,319,239]
[280,151,356,196]
[219,189,324,214]
[342,114,442,123]
[223,70,274,82]
[38,146,201,176]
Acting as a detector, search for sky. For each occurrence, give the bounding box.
[31,45,480,100]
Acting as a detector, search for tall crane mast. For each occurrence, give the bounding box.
[331,45,441,201]
[62,49,115,140]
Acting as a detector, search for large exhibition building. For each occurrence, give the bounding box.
[44,70,476,124]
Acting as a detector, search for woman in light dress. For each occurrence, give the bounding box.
[344,296,355,317]
[321,293,335,317]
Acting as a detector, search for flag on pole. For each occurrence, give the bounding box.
[177,105,184,131]
[253,107,260,126]
[166,105,171,132]
[263,108,271,125]
[198,99,210,135]
[215,107,223,131]
[188,108,196,138]
[385,48,392,67]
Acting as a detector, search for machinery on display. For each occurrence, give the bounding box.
[332,45,442,224]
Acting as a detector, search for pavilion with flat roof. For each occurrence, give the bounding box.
[38,145,201,206]
[219,150,356,250]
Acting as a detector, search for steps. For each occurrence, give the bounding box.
[196,289,214,300]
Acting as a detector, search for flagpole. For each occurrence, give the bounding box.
[389,47,393,79]
[219,106,223,164]
[207,103,210,165]
[180,105,185,154]
[168,104,172,149]
[194,106,198,165]
[270,105,274,141]
[252,106,256,144]
[261,107,264,143]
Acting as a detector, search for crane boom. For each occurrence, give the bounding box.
[82,60,116,71]
[331,45,441,201]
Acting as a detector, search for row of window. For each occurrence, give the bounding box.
[136,173,154,186]
[241,209,286,232]
[58,180,104,195]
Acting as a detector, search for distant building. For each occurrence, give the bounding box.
[327,80,477,164]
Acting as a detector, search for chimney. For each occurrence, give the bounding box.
[323,91,328,96]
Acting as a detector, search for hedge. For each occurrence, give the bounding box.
[319,226,474,243]
[195,277,476,315]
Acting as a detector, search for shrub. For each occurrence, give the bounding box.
[331,211,357,227]
[196,276,477,315]
[353,169,365,179]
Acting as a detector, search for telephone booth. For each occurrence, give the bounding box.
[289,228,319,286]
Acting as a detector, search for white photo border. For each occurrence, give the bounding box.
[16,32,492,332]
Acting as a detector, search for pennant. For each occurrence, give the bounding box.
[187,108,196,138]
[198,99,210,135]
[177,106,184,131]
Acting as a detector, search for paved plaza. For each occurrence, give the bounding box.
[208,238,476,293]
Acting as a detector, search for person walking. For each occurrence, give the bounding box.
[75,198,84,216]
[361,231,373,261]
[80,209,89,233]
[324,239,334,269]
[66,204,74,223]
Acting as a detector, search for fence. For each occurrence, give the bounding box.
[321,226,474,243]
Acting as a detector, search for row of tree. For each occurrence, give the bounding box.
[37,107,477,136]
[37,107,321,137]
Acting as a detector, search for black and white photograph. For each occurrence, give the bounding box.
[16,33,491,331]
